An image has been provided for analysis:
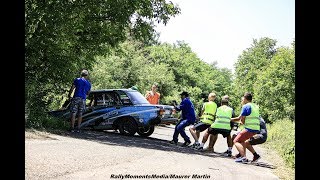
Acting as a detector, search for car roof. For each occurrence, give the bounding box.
[89,89,136,93]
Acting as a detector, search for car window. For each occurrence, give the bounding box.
[126,91,150,105]
[93,92,121,107]
[117,91,133,105]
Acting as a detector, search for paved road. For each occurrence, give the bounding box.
[25,125,278,180]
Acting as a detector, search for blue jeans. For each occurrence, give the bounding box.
[173,119,192,143]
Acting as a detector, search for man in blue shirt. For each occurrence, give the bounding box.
[68,69,92,132]
[170,91,196,146]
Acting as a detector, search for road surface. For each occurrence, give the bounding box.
[25,125,278,180]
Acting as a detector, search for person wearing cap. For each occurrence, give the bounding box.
[129,86,139,91]
[231,92,261,163]
[68,69,92,133]
[170,91,196,146]
[195,97,235,157]
[189,93,217,149]
[145,83,160,104]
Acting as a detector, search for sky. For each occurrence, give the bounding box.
[155,0,295,72]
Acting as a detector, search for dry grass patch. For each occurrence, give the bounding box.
[260,145,295,180]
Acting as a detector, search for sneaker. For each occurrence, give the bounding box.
[169,140,177,145]
[182,141,191,147]
[223,150,232,157]
[69,128,75,133]
[195,146,204,151]
[191,143,201,149]
[235,157,249,163]
[190,142,200,148]
[241,158,249,163]
[235,153,241,158]
[252,154,261,162]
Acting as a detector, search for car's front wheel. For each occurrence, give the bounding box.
[118,117,138,136]
[137,126,155,137]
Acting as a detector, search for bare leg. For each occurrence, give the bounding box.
[77,113,83,129]
[196,131,200,140]
[208,134,214,148]
[210,134,218,147]
[189,126,198,142]
[70,113,76,129]
[232,134,237,141]
[245,141,256,154]
[227,135,233,148]
[234,142,246,157]
[201,131,210,144]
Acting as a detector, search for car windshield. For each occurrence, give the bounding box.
[126,91,150,105]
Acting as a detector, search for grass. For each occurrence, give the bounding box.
[262,119,295,180]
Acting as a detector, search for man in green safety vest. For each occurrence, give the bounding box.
[195,98,235,156]
[205,95,236,152]
[189,93,217,149]
[231,92,261,163]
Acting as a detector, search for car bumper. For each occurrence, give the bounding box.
[160,117,179,125]
[147,117,179,126]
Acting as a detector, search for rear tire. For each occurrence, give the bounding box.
[137,126,155,137]
[118,117,138,136]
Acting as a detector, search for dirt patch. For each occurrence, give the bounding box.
[25,129,58,140]
[260,145,294,180]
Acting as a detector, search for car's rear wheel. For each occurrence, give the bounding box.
[118,117,138,136]
[137,126,155,137]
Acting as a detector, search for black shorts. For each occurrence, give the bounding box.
[207,127,231,138]
[230,121,236,128]
[248,134,267,145]
[193,122,211,132]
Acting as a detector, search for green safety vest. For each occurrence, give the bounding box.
[211,105,233,130]
[245,103,260,131]
[238,124,245,131]
[200,101,217,125]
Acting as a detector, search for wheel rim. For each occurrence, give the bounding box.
[139,127,150,133]
[121,119,137,135]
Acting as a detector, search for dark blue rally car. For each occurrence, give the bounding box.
[49,89,178,137]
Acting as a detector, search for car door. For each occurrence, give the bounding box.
[81,91,120,128]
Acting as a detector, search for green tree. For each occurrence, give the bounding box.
[233,37,277,96]
[25,0,180,126]
[254,45,295,122]
[91,40,176,105]
[145,41,234,113]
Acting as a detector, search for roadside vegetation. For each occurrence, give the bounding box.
[263,119,295,180]
[26,0,295,178]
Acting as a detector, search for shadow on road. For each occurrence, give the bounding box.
[51,127,276,169]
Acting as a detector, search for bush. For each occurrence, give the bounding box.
[25,107,68,130]
[265,119,295,169]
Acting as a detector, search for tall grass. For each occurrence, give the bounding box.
[264,119,295,169]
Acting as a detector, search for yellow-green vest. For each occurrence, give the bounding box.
[211,105,233,130]
[200,101,217,125]
[245,103,260,131]
[238,124,245,131]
